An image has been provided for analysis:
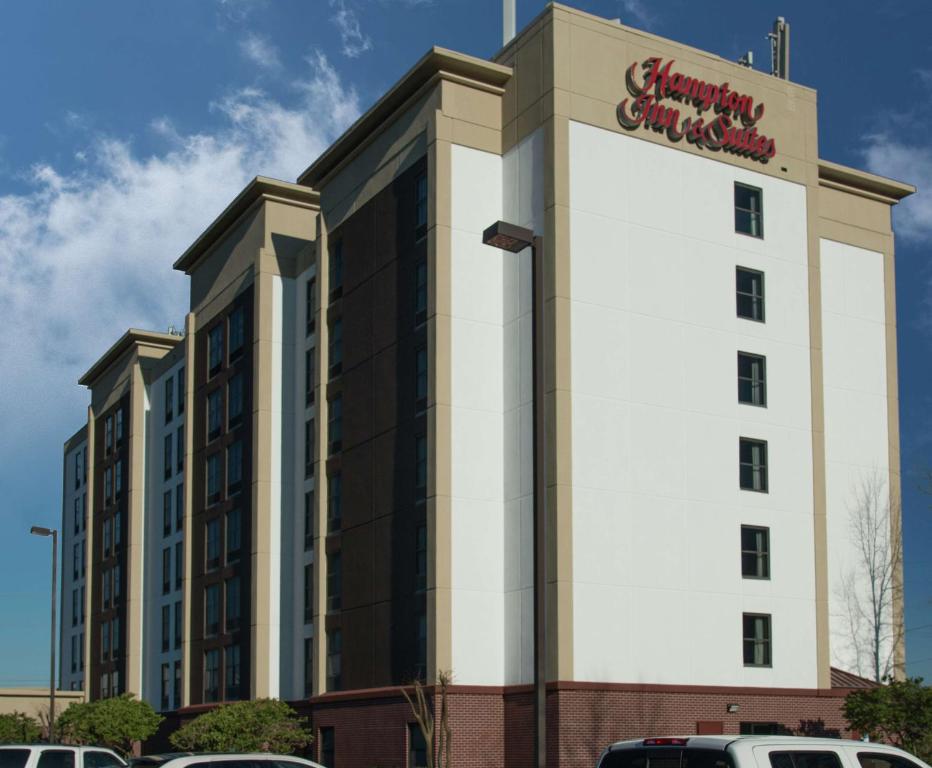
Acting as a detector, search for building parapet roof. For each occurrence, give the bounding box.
[818,159,915,204]
[173,176,320,274]
[296,47,512,188]
[78,328,182,388]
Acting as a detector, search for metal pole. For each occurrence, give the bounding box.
[50,530,57,744]
[531,236,547,768]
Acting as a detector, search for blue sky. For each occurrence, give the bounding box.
[0,0,930,689]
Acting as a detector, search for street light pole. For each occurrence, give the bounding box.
[481,221,547,768]
[30,526,58,744]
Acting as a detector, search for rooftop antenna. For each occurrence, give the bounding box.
[503,0,515,46]
[768,17,790,79]
[738,50,754,69]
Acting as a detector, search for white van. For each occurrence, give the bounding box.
[596,737,930,768]
[0,746,126,768]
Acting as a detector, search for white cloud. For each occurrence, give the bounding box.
[619,0,657,30]
[863,134,931,244]
[330,0,373,59]
[0,52,359,455]
[240,33,282,71]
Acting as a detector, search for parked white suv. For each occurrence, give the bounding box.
[0,746,126,768]
[597,737,931,768]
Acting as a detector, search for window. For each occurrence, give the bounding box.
[86,754,123,768]
[229,305,245,361]
[71,635,78,672]
[114,460,123,497]
[163,491,173,536]
[207,453,222,504]
[177,367,185,415]
[82,493,87,530]
[304,563,314,623]
[102,569,111,609]
[226,508,241,563]
[175,483,184,531]
[207,389,223,440]
[743,613,772,666]
[739,438,768,492]
[102,518,112,557]
[160,663,170,710]
[328,472,342,532]
[228,373,244,428]
[225,576,241,631]
[735,183,763,238]
[415,346,427,412]
[415,524,427,592]
[741,722,787,735]
[72,589,79,627]
[204,648,220,702]
[326,631,342,691]
[111,670,120,696]
[73,542,81,580]
[305,419,315,478]
[104,467,113,505]
[328,394,343,454]
[162,548,171,594]
[415,610,427,679]
[37,751,75,768]
[206,518,221,570]
[409,723,428,768]
[414,259,427,326]
[161,605,171,652]
[415,434,427,500]
[100,672,110,699]
[114,510,121,546]
[306,278,317,336]
[329,318,343,377]
[175,541,183,590]
[115,409,123,444]
[304,491,314,551]
[105,415,113,455]
[164,434,173,480]
[209,324,224,376]
[205,584,220,636]
[770,755,842,768]
[101,620,110,661]
[174,601,182,649]
[330,241,343,299]
[73,497,81,534]
[227,440,243,494]
[857,754,924,768]
[113,563,121,601]
[82,447,87,484]
[741,526,770,579]
[176,427,184,473]
[304,637,314,698]
[74,450,83,489]
[173,660,182,709]
[165,378,174,423]
[306,349,316,406]
[225,644,241,700]
[415,172,428,237]
[112,614,121,652]
[80,586,85,624]
[736,267,765,322]
[327,552,342,612]
[738,352,766,407]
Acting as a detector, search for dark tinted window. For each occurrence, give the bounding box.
[0,750,31,768]
[36,752,76,768]
[858,754,924,768]
[599,748,733,768]
[85,752,124,768]
[189,762,258,768]
[769,753,843,768]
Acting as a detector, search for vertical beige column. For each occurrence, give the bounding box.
[125,364,148,696]
[882,234,906,679]
[428,112,453,680]
[83,406,96,693]
[313,225,329,695]
[251,265,277,698]
[806,172,831,690]
[181,312,196,706]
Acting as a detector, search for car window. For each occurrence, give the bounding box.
[36,751,76,768]
[858,754,924,768]
[85,753,124,768]
[600,749,734,768]
[189,761,258,768]
[0,750,32,768]
[272,762,312,768]
[769,753,843,768]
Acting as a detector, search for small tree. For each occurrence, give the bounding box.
[170,699,311,753]
[402,670,452,768]
[0,712,41,743]
[57,694,162,757]
[836,473,903,682]
[843,677,932,761]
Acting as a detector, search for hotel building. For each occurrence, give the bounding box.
[60,4,914,766]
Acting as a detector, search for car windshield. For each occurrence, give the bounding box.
[600,749,735,768]
[0,750,31,768]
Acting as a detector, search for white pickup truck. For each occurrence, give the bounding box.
[0,746,126,768]
[597,737,930,768]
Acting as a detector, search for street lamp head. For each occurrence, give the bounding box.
[30,526,54,537]
[482,220,534,253]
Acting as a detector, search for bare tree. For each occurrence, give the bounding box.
[837,472,904,682]
[402,670,452,768]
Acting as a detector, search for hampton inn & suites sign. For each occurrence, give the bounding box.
[617,57,777,163]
